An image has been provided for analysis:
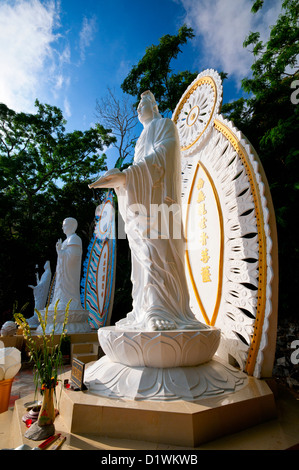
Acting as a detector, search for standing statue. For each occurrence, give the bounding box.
[35,217,91,334]
[89,91,205,331]
[27,261,52,328]
[48,217,83,311]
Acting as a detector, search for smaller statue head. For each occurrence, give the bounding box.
[62,217,78,236]
[44,260,51,270]
[137,90,161,125]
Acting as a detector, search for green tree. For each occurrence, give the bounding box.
[121,25,198,114]
[0,100,114,226]
[222,0,299,318]
[242,0,298,96]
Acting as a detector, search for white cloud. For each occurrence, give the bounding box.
[0,0,70,113]
[64,97,71,118]
[178,0,282,82]
[79,15,97,62]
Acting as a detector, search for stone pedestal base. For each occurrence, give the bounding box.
[35,309,91,335]
[58,370,277,447]
[79,325,275,445]
[27,314,40,329]
[84,326,247,401]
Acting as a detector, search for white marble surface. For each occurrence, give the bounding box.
[84,355,247,401]
[97,326,220,368]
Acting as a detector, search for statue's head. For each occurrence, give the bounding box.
[62,217,78,235]
[44,260,50,270]
[137,91,161,125]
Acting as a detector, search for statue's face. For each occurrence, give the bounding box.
[62,219,75,235]
[137,96,154,124]
[62,220,69,234]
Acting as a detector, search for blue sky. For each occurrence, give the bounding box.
[0,0,282,168]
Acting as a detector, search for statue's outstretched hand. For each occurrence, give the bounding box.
[88,169,126,189]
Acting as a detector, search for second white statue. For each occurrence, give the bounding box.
[35,217,91,334]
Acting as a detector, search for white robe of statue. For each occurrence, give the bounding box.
[48,218,83,311]
[29,261,52,310]
[89,91,206,331]
[27,260,52,327]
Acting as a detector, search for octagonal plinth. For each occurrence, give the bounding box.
[63,369,276,447]
[97,326,221,368]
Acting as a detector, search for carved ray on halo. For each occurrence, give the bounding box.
[173,69,278,378]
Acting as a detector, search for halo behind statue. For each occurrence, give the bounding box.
[173,69,223,155]
[172,69,278,379]
[81,190,116,329]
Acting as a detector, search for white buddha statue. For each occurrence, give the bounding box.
[27,260,52,328]
[35,217,91,334]
[89,91,206,332]
[48,217,83,312]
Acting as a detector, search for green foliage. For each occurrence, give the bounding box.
[0,100,115,206]
[251,0,264,13]
[121,25,198,114]
[222,0,299,318]
[242,0,299,96]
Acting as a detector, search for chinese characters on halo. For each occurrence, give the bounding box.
[197,177,212,284]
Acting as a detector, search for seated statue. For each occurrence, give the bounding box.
[89,91,206,332]
[48,217,83,311]
[27,260,52,327]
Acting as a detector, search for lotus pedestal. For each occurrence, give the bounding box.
[55,325,277,447]
[84,326,247,401]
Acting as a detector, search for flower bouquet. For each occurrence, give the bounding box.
[14,299,70,440]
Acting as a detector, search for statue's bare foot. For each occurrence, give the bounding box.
[147,317,176,331]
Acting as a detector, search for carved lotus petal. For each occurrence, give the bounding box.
[98,327,220,368]
[84,356,247,401]
[142,334,179,368]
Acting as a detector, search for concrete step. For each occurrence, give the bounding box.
[71,342,100,364]
[72,353,98,364]
[68,332,98,343]
[72,343,96,354]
